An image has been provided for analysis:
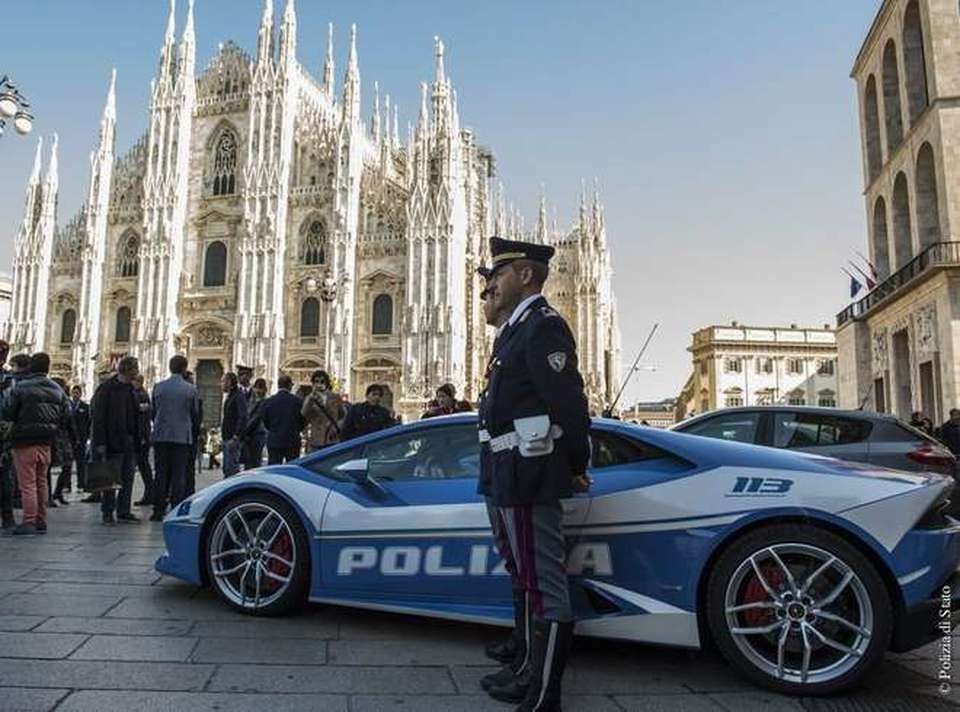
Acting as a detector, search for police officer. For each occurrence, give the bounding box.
[477,272,530,694]
[477,236,591,711]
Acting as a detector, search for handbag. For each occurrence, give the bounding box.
[84,454,122,492]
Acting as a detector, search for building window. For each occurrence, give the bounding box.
[756,389,775,405]
[302,220,326,265]
[786,358,804,375]
[60,308,76,345]
[816,359,835,376]
[788,393,806,406]
[724,358,742,374]
[818,398,837,408]
[725,396,744,408]
[203,241,227,287]
[211,129,237,196]
[115,306,131,343]
[300,297,320,338]
[117,231,140,278]
[372,294,393,335]
[756,357,773,375]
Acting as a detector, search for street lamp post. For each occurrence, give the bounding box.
[0,76,34,139]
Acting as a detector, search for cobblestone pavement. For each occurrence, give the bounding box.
[0,469,956,711]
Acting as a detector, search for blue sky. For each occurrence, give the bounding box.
[0,0,880,404]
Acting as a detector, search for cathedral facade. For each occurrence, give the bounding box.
[5,0,620,424]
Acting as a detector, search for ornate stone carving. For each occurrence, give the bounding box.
[915,304,937,356]
[196,325,225,347]
[871,329,888,373]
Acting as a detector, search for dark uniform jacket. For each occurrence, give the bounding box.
[478,295,590,506]
[133,387,152,446]
[70,399,91,445]
[1,373,73,448]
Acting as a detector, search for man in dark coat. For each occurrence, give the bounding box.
[131,375,155,506]
[2,353,72,535]
[67,385,91,491]
[939,409,960,456]
[91,356,141,525]
[341,384,396,441]
[220,372,247,477]
[256,374,305,464]
[476,236,590,711]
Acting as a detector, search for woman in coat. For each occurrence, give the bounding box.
[301,370,345,452]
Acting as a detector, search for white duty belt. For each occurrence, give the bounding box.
[479,416,563,456]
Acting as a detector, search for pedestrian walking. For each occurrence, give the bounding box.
[61,385,90,498]
[476,237,591,710]
[91,356,141,525]
[220,372,247,478]
[131,375,155,507]
[183,370,201,498]
[340,384,395,441]
[302,370,345,452]
[150,355,200,521]
[939,409,960,456]
[0,341,16,530]
[241,378,268,469]
[258,374,304,464]
[2,353,72,535]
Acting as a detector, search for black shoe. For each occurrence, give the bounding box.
[486,635,519,664]
[55,493,69,506]
[47,499,58,508]
[1,516,14,530]
[486,592,533,701]
[36,522,47,534]
[117,513,141,523]
[81,494,101,503]
[8,523,37,536]
[513,619,574,712]
[149,512,164,522]
[133,498,151,507]
[102,513,116,526]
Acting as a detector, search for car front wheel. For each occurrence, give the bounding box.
[706,523,892,695]
[205,492,310,616]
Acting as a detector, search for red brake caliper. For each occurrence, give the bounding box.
[266,531,292,590]
[742,566,784,627]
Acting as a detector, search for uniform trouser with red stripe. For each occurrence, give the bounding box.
[497,500,572,622]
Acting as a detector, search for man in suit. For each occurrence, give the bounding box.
[150,355,201,521]
[477,236,591,711]
[131,375,155,507]
[257,374,305,464]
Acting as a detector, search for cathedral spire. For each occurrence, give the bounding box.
[279,0,297,64]
[434,36,445,86]
[392,101,400,149]
[342,24,361,124]
[256,0,274,65]
[536,184,547,244]
[323,22,334,94]
[159,0,177,77]
[103,68,117,122]
[417,81,429,136]
[579,178,588,236]
[28,135,43,186]
[45,133,59,192]
[372,81,381,143]
[494,181,505,235]
[179,0,196,78]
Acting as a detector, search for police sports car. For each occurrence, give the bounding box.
[156,414,960,695]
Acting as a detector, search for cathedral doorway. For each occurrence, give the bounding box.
[195,359,224,428]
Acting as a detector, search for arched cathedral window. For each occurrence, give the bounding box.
[301,219,326,265]
[372,294,393,335]
[60,309,76,345]
[203,241,228,287]
[118,231,140,278]
[211,129,237,196]
[300,298,320,338]
[115,306,131,343]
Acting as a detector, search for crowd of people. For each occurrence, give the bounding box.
[0,335,479,537]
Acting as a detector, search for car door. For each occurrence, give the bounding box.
[770,411,871,464]
[316,422,590,611]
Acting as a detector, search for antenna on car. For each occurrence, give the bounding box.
[604,322,659,417]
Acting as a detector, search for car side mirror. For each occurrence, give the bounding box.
[334,458,369,484]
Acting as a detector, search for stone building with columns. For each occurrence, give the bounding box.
[837,0,960,423]
[3,0,620,424]
[677,323,838,420]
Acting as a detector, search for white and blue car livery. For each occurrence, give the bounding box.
[156,413,960,695]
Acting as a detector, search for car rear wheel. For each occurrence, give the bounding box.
[706,523,892,695]
[205,492,310,616]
